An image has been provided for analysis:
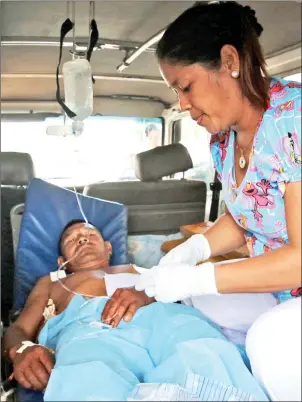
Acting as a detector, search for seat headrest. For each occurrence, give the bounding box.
[135,143,193,182]
[1,152,35,185]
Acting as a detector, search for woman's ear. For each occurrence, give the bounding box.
[220,44,240,73]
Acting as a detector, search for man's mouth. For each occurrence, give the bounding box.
[76,244,94,256]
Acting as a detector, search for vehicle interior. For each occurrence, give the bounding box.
[1,1,301,400]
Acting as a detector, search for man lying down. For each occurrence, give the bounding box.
[3,220,268,401]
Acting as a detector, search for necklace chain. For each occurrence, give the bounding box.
[234,135,254,152]
[234,115,263,169]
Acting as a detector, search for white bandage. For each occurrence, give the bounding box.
[50,270,67,282]
[136,262,218,303]
[104,273,140,297]
[159,234,211,266]
[16,341,36,354]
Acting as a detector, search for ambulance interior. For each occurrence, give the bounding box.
[1,1,301,400]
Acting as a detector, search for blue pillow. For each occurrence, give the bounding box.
[128,233,183,268]
[13,178,128,311]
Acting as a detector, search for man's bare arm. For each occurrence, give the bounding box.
[2,276,56,391]
[3,276,51,362]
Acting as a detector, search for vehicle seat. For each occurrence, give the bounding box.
[84,144,207,235]
[1,152,35,325]
[10,203,24,261]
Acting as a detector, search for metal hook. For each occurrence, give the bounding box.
[87,1,96,55]
[91,1,95,20]
[69,2,86,57]
[88,2,92,40]
[66,1,70,19]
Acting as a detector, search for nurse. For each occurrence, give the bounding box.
[136,2,301,400]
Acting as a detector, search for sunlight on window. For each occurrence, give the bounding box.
[1,116,163,186]
[284,73,301,83]
[175,116,214,188]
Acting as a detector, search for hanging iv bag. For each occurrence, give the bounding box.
[63,57,93,135]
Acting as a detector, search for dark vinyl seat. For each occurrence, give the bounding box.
[84,143,207,235]
[1,152,35,325]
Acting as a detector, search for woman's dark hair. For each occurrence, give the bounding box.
[156,1,269,110]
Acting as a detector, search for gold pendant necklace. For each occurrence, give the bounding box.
[235,129,258,169]
[235,136,254,169]
[235,112,264,169]
[239,150,246,169]
[235,138,255,169]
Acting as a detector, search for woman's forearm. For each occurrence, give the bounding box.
[215,245,301,294]
[204,213,247,257]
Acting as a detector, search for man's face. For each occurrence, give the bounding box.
[58,222,112,271]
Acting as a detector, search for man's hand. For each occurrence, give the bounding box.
[13,345,54,390]
[101,288,154,327]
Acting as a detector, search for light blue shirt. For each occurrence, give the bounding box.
[210,77,301,303]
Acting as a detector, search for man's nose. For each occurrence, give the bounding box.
[78,236,88,245]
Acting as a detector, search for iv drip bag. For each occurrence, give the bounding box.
[63,58,93,135]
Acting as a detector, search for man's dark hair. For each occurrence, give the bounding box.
[58,219,95,256]
[156,1,269,110]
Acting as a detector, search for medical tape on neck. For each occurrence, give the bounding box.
[50,270,67,282]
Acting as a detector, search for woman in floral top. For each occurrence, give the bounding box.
[136,2,301,400]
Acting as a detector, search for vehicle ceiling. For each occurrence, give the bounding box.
[1,1,301,116]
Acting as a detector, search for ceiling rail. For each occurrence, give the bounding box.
[2,73,165,85]
[1,36,156,53]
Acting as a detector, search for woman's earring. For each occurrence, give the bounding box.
[231,71,239,78]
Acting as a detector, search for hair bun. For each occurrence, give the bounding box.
[243,5,263,37]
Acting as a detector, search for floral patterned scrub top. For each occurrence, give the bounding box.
[210,77,301,303]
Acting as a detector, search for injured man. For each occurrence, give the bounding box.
[3,220,268,401]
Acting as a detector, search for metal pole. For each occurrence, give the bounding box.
[117,28,165,72]
[72,2,76,55]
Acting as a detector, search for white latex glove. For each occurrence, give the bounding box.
[135,262,218,303]
[159,234,211,266]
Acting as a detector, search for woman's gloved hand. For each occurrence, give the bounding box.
[135,262,218,303]
[159,234,211,266]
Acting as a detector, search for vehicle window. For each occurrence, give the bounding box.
[173,116,214,189]
[284,72,301,82]
[1,115,163,186]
